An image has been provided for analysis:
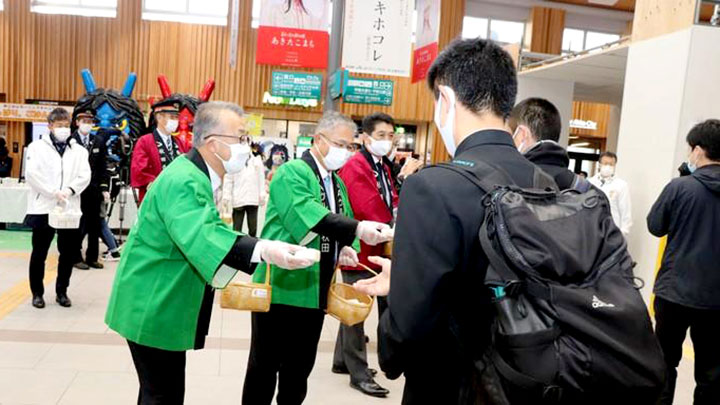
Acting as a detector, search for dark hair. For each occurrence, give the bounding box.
[687,119,720,161]
[510,98,562,142]
[147,94,202,134]
[265,144,289,169]
[427,38,517,119]
[599,151,618,163]
[284,0,307,14]
[47,108,71,124]
[362,113,395,135]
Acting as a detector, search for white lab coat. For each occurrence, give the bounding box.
[25,135,91,216]
[221,155,268,208]
[590,174,632,237]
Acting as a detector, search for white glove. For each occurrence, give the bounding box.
[54,189,70,203]
[258,240,319,270]
[102,191,111,202]
[338,246,359,267]
[356,221,392,246]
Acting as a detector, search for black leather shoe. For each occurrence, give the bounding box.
[32,295,45,309]
[74,262,90,270]
[350,380,389,398]
[56,294,72,308]
[87,261,104,269]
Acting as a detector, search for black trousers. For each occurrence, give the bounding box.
[242,304,325,405]
[127,340,186,405]
[29,223,79,296]
[332,270,387,383]
[232,205,259,237]
[79,189,101,263]
[654,297,720,405]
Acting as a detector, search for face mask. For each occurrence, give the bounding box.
[687,149,699,173]
[53,127,71,142]
[272,155,285,166]
[322,144,352,171]
[78,123,93,135]
[165,119,179,134]
[512,127,526,154]
[215,141,251,174]
[388,148,397,161]
[600,164,615,178]
[367,138,393,157]
[433,86,457,157]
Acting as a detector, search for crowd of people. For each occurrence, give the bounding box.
[19,37,720,404]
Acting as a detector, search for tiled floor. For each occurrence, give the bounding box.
[0,230,697,404]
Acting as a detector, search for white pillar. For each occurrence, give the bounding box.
[606,104,622,153]
[616,25,720,302]
[516,76,575,146]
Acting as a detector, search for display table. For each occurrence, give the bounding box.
[0,183,31,224]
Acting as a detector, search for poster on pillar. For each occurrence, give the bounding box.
[412,0,440,83]
[256,0,330,69]
[341,0,414,77]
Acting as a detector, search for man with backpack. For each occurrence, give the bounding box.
[648,119,720,405]
[510,97,590,192]
[354,38,665,404]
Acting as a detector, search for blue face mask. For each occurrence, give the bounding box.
[688,148,699,173]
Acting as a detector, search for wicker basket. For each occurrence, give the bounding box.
[382,240,393,258]
[48,206,82,229]
[220,263,272,312]
[326,264,377,326]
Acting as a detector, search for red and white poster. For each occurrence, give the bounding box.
[256,0,330,69]
[412,0,440,83]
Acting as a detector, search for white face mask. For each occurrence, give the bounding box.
[78,123,93,136]
[367,138,393,157]
[388,148,397,161]
[512,127,526,154]
[165,119,179,134]
[322,144,352,171]
[433,86,457,157]
[53,127,71,142]
[215,141,251,174]
[600,164,615,178]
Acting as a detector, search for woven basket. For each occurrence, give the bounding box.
[382,240,394,258]
[220,263,271,312]
[326,264,377,326]
[48,206,82,229]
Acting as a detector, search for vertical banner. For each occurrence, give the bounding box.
[229,0,240,68]
[256,0,330,69]
[342,0,414,77]
[412,0,440,83]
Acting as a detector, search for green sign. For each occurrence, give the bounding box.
[342,72,394,106]
[297,136,313,148]
[328,70,343,100]
[271,71,323,100]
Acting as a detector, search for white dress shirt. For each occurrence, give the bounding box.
[590,174,633,237]
[311,151,336,213]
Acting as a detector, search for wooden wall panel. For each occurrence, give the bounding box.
[571,101,611,138]
[527,7,566,55]
[0,0,465,177]
[632,0,698,42]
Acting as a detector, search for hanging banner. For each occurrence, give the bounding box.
[271,71,323,100]
[256,0,330,69]
[0,103,73,122]
[341,0,414,77]
[245,113,264,137]
[412,0,440,83]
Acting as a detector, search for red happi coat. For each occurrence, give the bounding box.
[130,131,191,204]
[338,149,399,271]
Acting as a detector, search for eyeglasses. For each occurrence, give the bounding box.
[318,133,358,153]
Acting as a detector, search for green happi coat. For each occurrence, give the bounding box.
[105,151,254,351]
[252,156,360,309]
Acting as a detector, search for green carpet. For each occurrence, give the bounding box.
[0,230,42,252]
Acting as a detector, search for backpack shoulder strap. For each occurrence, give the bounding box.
[435,159,514,194]
[532,166,559,192]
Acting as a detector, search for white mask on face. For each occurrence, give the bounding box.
[433,86,457,157]
[79,123,93,136]
[53,127,71,142]
[367,138,393,157]
[322,143,352,171]
[513,127,526,154]
[215,141,251,174]
[388,148,397,161]
[600,164,615,178]
[165,119,179,134]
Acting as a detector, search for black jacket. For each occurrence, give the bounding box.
[647,164,720,310]
[72,130,110,193]
[523,141,576,190]
[378,130,541,404]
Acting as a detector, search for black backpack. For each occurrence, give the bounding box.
[439,160,666,405]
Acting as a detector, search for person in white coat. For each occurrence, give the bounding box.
[221,140,267,236]
[589,151,632,238]
[24,108,91,309]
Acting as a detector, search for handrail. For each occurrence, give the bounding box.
[519,36,630,72]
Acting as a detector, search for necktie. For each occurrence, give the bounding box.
[323,175,335,213]
[377,162,391,208]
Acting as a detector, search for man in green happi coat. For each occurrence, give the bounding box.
[105,102,318,404]
[242,111,394,405]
